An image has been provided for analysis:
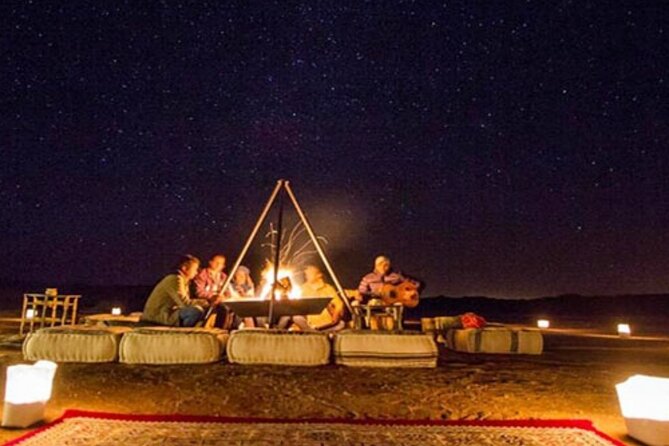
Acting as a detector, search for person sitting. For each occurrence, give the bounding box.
[229,265,255,298]
[141,255,208,327]
[293,265,346,332]
[193,254,239,329]
[357,255,420,302]
[193,254,228,301]
[228,265,256,328]
[355,255,421,330]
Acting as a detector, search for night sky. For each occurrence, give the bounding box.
[2,1,668,298]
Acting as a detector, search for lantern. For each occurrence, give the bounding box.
[25,309,35,320]
[616,375,669,445]
[2,361,58,428]
[617,323,631,337]
[537,319,550,329]
[111,307,122,316]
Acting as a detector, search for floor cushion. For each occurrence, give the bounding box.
[227,329,330,366]
[119,327,228,364]
[446,327,543,354]
[333,330,438,368]
[23,325,130,363]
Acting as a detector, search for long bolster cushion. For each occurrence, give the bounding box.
[333,330,438,368]
[23,326,131,363]
[446,327,543,354]
[226,329,331,366]
[119,327,229,364]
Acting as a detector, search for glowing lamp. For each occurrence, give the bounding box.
[616,375,669,445]
[25,309,36,320]
[617,323,631,337]
[537,319,550,329]
[2,360,58,428]
[111,307,122,316]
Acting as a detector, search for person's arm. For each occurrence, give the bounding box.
[216,273,232,301]
[229,286,241,298]
[357,274,372,297]
[395,271,421,288]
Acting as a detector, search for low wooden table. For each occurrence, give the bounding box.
[352,302,404,331]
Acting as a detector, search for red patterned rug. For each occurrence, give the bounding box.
[5,410,625,445]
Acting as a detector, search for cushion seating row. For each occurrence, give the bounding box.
[23,326,229,364]
[23,326,438,367]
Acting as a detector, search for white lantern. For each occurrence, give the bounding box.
[537,319,550,329]
[25,309,35,320]
[616,375,669,445]
[111,307,122,316]
[2,361,58,428]
[617,323,631,337]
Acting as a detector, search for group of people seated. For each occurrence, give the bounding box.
[140,253,420,331]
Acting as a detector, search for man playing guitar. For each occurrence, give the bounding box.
[357,255,421,308]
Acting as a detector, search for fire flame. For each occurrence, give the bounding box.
[259,266,303,300]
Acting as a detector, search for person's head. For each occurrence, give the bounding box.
[177,254,200,280]
[374,255,391,275]
[234,265,251,284]
[208,254,226,273]
[304,265,323,283]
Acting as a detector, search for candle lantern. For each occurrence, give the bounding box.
[616,375,669,445]
[2,360,58,428]
[537,319,550,329]
[618,323,631,337]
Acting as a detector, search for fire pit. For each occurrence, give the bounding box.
[223,297,331,318]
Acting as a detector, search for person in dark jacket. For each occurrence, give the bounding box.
[141,255,207,327]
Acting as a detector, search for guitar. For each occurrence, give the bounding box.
[378,281,420,308]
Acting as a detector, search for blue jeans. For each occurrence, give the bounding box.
[179,306,203,327]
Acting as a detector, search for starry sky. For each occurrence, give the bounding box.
[1,1,668,298]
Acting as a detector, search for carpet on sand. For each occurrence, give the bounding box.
[5,410,625,446]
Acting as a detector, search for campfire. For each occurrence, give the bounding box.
[259,265,303,300]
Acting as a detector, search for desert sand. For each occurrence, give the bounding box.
[0,328,667,445]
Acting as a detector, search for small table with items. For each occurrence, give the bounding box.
[351,300,404,331]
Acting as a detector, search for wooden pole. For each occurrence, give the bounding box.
[284,181,353,314]
[267,187,285,327]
